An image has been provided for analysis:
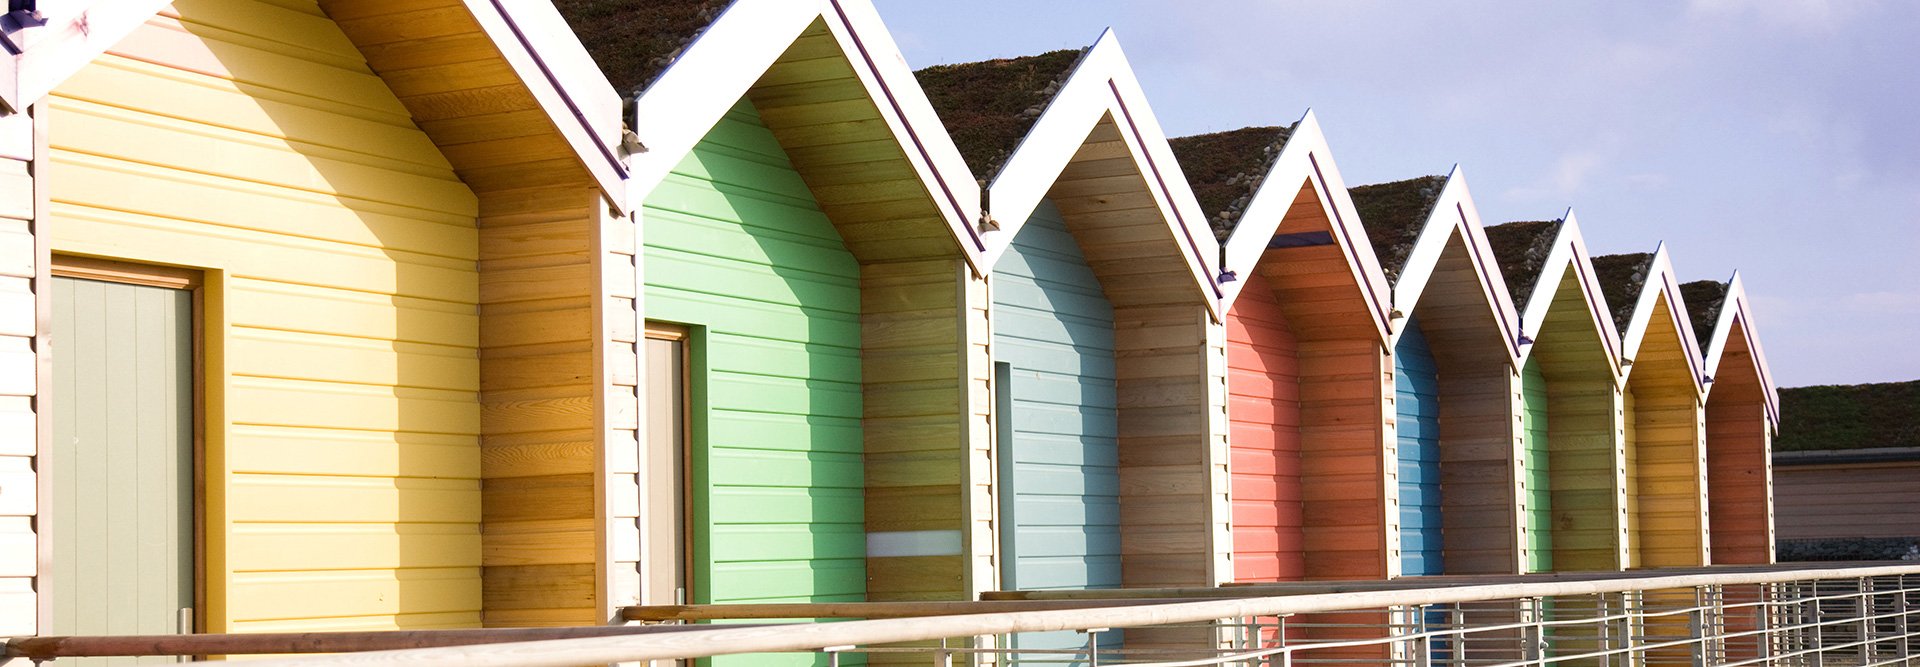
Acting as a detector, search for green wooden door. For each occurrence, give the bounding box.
[52,276,194,659]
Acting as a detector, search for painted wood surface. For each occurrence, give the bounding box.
[49,0,485,632]
[1520,359,1551,572]
[1705,324,1773,564]
[1624,296,1708,569]
[50,277,194,653]
[642,101,866,610]
[0,105,38,637]
[1225,271,1302,582]
[993,200,1121,594]
[1530,271,1628,571]
[1394,319,1443,576]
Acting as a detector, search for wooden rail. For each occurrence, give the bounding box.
[4,624,760,660]
[204,563,1920,666]
[622,597,1195,621]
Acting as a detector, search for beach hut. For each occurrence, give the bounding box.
[1349,171,1527,578]
[1592,248,1711,568]
[0,0,629,636]
[1484,215,1628,572]
[1168,115,1393,584]
[1687,275,1779,565]
[915,31,1226,655]
[563,0,993,616]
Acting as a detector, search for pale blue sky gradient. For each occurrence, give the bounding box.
[871,0,1920,387]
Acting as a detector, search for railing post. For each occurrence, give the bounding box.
[934,636,953,667]
[1897,574,1913,663]
[1523,597,1544,665]
[1084,628,1103,667]
[1809,581,1826,667]
[1414,606,1434,667]
[1856,577,1875,665]
[1687,592,1706,667]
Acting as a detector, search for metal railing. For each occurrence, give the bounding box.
[8,563,1917,666]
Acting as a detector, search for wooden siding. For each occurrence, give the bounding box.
[1410,238,1525,576]
[1520,359,1551,572]
[1530,270,1628,571]
[50,278,194,641]
[1394,320,1443,576]
[1705,324,1773,564]
[994,200,1120,593]
[1225,271,1302,582]
[0,102,37,636]
[993,200,1122,655]
[1775,461,1920,540]
[1045,117,1227,591]
[48,1,487,632]
[1625,297,1708,568]
[642,101,865,608]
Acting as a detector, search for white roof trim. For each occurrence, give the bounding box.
[1386,167,1525,367]
[984,30,1222,317]
[1217,110,1392,345]
[9,0,632,210]
[1514,212,1626,378]
[1701,272,1780,428]
[1617,243,1709,393]
[627,0,987,270]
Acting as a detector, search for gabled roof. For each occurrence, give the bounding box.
[1357,168,1523,364]
[1169,124,1296,241]
[1175,112,1390,344]
[1591,252,1657,333]
[1500,213,1625,377]
[919,30,1221,313]
[917,49,1088,179]
[1680,280,1729,352]
[606,0,987,267]
[11,0,632,209]
[1606,244,1708,391]
[1699,273,1781,427]
[553,0,731,96]
[1349,175,1448,283]
[1484,219,1563,313]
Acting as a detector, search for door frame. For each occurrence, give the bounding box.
[642,321,695,607]
[41,254,207,635]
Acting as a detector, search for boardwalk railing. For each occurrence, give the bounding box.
[8,563,1918,666]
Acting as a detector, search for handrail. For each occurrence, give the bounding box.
[202,563,1920,666]
[4,623,769,661]
[622,598,1197,621]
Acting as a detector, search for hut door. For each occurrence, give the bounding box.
[643,324,691,608]
[50,265,198,655]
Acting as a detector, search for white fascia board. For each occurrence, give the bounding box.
[1702,273,1780,428]
[1389,167,1524,366]
[628,0,985,271]
[1516,212,1626,379]
[13,0,174,107]
[987,30,1222,317]
[1219,110,1391,344]
[1620,244,1708,392]
[465,0,629,212]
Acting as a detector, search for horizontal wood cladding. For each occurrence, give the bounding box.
[1775,461,1920,540]
[1531,270,1628,571]
[50,0,485,631]
[1045,118,1226,590]
[644,102,867,608]
[750,22,958,265]
[323,0,598,197]
[1625,297,1708,569]
[1436,361,1523,575]
[1520,360,1551,572]
[1706,327,1772,564]
[1225,272,1303,582]
[0,105,35,637]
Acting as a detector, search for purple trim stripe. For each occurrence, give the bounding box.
[1310,153,1389,326]
[828,0,983,251]
[488,0,628,180]
[1457,203,1520,356]
[1569,247,1622,373]
[1105,80,1220,298]
[1659,271,1708,385]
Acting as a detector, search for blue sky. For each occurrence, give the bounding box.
[870,1,1920,388]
